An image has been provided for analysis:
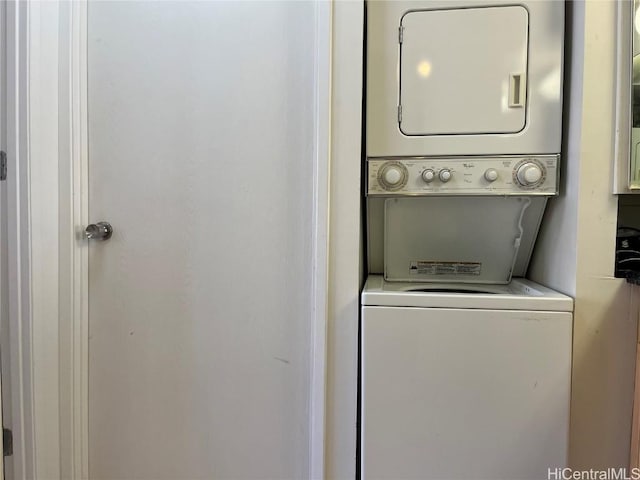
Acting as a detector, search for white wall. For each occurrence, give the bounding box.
[530,1,638,468]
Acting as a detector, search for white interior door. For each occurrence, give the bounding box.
[87,2,315,478]
[400,6,529,136]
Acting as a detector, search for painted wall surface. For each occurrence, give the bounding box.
[528,0,581,297]
[530,1,637,469]
[86,2,315,478]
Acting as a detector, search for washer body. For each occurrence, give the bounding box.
[360,275,573,480]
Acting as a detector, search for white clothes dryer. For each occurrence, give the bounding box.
[367,0,564,158]
[360,275,573,480]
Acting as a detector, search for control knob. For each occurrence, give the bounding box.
[516,162,544,186]
[384,167,402,185]
[421,169,435,183]
[484,168,499,182]
[439,169,452,183]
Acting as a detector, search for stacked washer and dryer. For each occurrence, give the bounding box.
[361,2,573,479]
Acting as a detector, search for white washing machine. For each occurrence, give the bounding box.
[360,275,573,480]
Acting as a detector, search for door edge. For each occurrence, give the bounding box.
[57,1,90,479]
[309,1,332,479]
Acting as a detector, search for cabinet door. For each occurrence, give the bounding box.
[400,6,529,136]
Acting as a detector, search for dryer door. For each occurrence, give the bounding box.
[400,6,529,136]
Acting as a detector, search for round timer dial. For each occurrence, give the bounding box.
[513,159,546,188]
[377,162,408,191]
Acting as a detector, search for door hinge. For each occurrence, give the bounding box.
[0,151,6,181]
[398,26,404,44]
[397,105,402,123]
[3,428,12,457]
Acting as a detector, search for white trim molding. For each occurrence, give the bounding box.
[309,1,332,479]
[0,1,8,476]
[7,1,90,478]
[613,0,634,193]
[5,1,37,478]
[325,1,364,478]
[57,1,89,478]
[28,1,64,479]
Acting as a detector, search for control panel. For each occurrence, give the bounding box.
[367,155,559,196]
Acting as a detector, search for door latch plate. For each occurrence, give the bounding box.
[0,151,6,181]
[3,428,13,456]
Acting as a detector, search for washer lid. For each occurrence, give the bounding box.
[399,5,529,136]
[361,275,573,311]
[384,196,530,284]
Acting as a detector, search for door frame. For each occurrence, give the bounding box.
[13,1,334,479]
[57,2,89,478]
[4,1,39,478]
[310,2,332,478]
[6,1,71,479]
